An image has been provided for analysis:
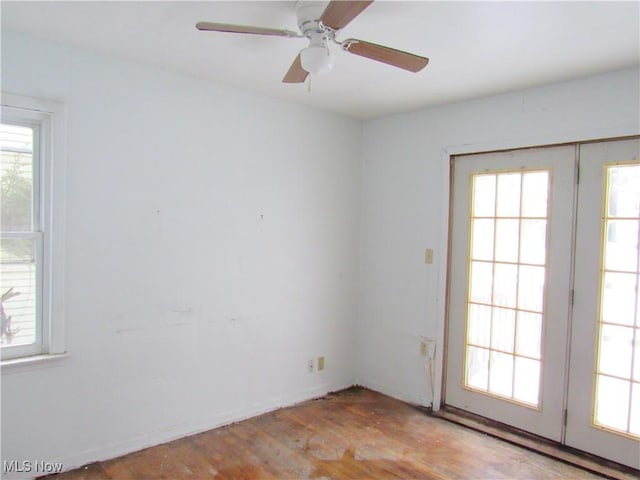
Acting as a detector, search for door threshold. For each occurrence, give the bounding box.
[434,406,639,480]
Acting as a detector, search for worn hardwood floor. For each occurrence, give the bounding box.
[44,387,606,479]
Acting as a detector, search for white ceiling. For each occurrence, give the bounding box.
[2,1,639,119]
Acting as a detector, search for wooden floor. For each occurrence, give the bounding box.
[45,387,606,479]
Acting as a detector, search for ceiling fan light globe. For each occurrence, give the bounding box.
[300,46,334,75]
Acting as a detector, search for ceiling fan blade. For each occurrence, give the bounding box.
[196,22,299,38]
[343,39,429,72]
[282,54,309,83]
[319,1,374,30]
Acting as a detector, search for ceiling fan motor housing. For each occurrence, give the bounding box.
[296,2,328,35]
[296,2,336,75]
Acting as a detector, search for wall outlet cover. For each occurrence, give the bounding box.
[318,356,325,371]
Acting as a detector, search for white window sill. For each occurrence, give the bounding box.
[1,352,69,373]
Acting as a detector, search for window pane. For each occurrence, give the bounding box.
[595,375,630,432]
[521,171,549,217]
[468,304,491,347]
[0,238,37,347]
[473,175,496,217]
[598,324,633,379]
[1,124,34,232]
[518,265,545,312]
[601,272,636,326]
[630,383,640,436]
[491,307,515,353]
[489,350,513,397]
[466,346,489,390]
[513,357,540,405]
[520,219,547,265]
[496,173,521,217]
[493,263,517,308]
[494,219,519,263]
[471,219,494,261]
[470,261,493,304]
[604,220,638,273]
[634,332,640,382]
[608,165,640,218]
[516,311,542,359]
[593,164,640,438]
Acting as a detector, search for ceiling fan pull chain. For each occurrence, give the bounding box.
[308,75,312,93]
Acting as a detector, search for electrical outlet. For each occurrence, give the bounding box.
[420,338,437,358]
[308,359,314,373]
[317,356,325,371]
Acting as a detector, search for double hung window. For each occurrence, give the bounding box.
[1,94,65,361]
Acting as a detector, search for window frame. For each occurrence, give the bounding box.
[1,93,66,362]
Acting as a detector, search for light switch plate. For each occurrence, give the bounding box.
[425,248,434,264]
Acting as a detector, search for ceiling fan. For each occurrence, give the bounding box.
[196,0,429,83]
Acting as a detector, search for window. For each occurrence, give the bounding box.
[594,162,640,437]
[1,93,65,361]
[464,170,549,407]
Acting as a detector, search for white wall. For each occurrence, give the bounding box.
[1,31,361,477]
[356,68,640,407]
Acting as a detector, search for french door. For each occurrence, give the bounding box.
[445,138,640,468]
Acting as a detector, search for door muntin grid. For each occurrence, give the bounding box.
[464,169,550,408]
[593,162,640,438]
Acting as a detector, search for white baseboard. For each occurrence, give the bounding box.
[355,378,428,408]
[39,381,351,479]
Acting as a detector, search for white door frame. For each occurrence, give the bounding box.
[444,145,577,441]
[565,138,640,467]
[436,135,639,468]
[434,134,640,413]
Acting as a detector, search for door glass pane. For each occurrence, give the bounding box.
[496,173,520,217]
[465,170,550,408]
[520,220,547,265]
[630,383,640,436]
[493,263,517,308]
[598,324,633,379]
[468,304,491,347]
[513,357,541,405]
[516,311,542,359]
[467,346,489,390]
[601,272,636,326]
[470,261,492,303]
[495,219,519,263]
[491,307,515,352]
[634,339,640,383]
[521,171,549,217]
[593,163,640,438]
[471,219,494,261]
[489,351,513,397]
[518,265,545,312]
[607,165,640,218]
[595,375,630,432]
[604,220,638,273]
[473,174,496,217]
